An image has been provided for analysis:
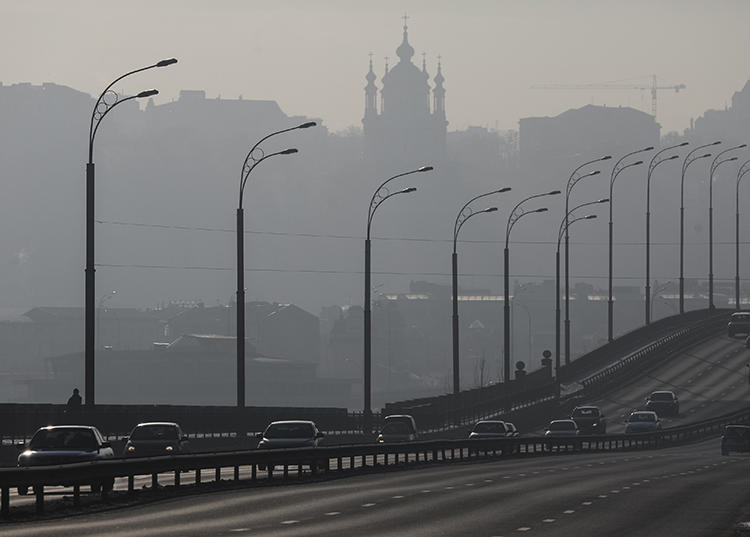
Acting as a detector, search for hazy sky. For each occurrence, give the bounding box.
[2,0,749,134]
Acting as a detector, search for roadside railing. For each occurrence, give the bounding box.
[3,400,749,519]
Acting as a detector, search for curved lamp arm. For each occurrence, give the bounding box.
[238,148,298,208]
[368,187,417,235]
[454,207,498,253]
[558,214,597,249]
[90,90,158,154]
[558,199,608,245]
[367,166,433,237]
[711,144,747,175]
[453,188,511,249]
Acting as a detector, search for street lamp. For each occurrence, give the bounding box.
[564,155,610,367]
[452,189,508,394]
[364,166,433,430]
[85,58,177,406]
[737,161,750,310]
[608,147,652,341]
[236,122,316,407]
[680,141,720,313]
[645,142,688,324]
[556,213,597,381]
[709,145,746,309]
[504,190,559,382]
[556,199,607,372]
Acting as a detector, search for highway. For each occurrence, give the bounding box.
[2,439,748,536]
[4,331,750,534]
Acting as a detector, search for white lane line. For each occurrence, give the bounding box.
[543,518,556,523]
[598,494,608,498]
[281,520,299,525]
[229,529,251,533]
[610,490,620,494]
[444,486,455,490]
[582,501,592,506]
[516,527,532,532]
[563,510,575,514]
[362,503,376,508]
[465,483,474,487]
[421,489,431,493]
[324,512,341,516]
[623,486,631,490]
[392,495,404,499]
[484,479,494,483]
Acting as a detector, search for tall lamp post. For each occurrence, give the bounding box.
[236,123,315,408]
[364,166,433,429]
[555,199,607,375]
[452,189,508,394]
[85,58,177,406]
[608,147,652,341]
[645,142,687,324]
[504,190,559,382]
[564,156,610,366]
[709,145,746,309]
[737,160,750,310]
[680,141,720,313]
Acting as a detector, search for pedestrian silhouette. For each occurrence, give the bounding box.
[66,388,82,409]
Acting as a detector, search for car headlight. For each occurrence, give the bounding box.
[127,445,136,452]
[592,422,598,427]
[165,445,173,452]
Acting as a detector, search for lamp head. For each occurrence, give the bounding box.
[547,190,562,195]
[402,187,417,193]
[497,187,512,193]
[712,141,722,146]
[156,58,178,67]
[632,160,644,166]
[668,155,679,160]
[484,207,499,213]
[136,89,159,98]
[280,148,298,155]
[727,157,739,162]
[417,166,434,172]
[701,153,712,159]
[679,142,690,147]
[535,207,549,213]
[738,144,748,149]
[601,155,613,161]
[588,170,601,177]
[598,198,610,203]
[584,214,597,220]
[643,146,655,152]
[297,121,317,129]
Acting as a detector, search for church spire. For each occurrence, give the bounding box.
[364,53,377,117]
[433,55,446,118]
[396,14,414,63]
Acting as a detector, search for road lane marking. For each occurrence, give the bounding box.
[543,518,556,523]
[362,503,376,507]
[421,489,431,493]
[229,529,251,533]
[564,510,575,514]
[582,501,592,505]
[281,520,299,525]
[392,495,404,499]
[598,494,608,498]
[516,527,531,532]
[324,512,341,516]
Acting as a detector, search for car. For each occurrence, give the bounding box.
[544,419,579,437]
[728,311,750,337]
[645,390,679,416]
[721,425,750,455]
[17,425,115,495]
[377,414,418,443]
[469,420,512,439]
[570,405,607,434]
[123,422,189,457]
[505,422,519,437]
[624,411,662,434]
[256,420,324,450]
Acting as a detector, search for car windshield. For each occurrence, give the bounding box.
[731,313,750,320]
[264,423,314,439]
[630,413,655,422]
[572,408,599,417]
[473,422,505,434]
[382,421,414,435]
[130,425,179,441]
[29,428,98,450]
[650,392,674,401]
[549,421,575,431]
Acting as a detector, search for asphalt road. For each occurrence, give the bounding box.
[2,439,748,537]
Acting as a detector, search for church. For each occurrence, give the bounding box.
[362,21,448,166]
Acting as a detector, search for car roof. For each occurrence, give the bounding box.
[725,424,750,429]
[384,414,414,420]
[550,419,576,424]
[37,425,97,431]
[475,420,505,425]
[267,420,316,426]
[573,405,599,410]
[134,422,180,427]
[650,390,675,395]
[631,411,658,417]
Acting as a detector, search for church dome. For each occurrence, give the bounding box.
[396,25,415,62]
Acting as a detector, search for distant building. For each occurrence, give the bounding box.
[362,22,447,165]
[689,79,750,144]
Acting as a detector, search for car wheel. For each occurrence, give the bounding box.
[17,486,28,496]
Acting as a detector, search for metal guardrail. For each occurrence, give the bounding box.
[3,400,749,519]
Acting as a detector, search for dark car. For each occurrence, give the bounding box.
[645,390,679,416]
[469,420,511,439]
[728,312,750,337]
[570,405,607,434]
[505,422,519,437]
[544,419,579,437]
[123,422,189,457]
[17,425,115,495]
[721,425,750,455]
[625,411,662,434]
[377,415,418,443]
[256,420,324,450]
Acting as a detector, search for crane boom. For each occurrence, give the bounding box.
[531,75,686,118]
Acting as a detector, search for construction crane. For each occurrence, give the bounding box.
[531,75,686,119]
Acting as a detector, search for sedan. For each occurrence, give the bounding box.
[469,420,511,439]
[645,390,679,416]
[123,422,189,457]
[625,411,662,434]
[721,425,750,455]
[17,425,115,494]
[256,420,324,450]
[544,419,579,437]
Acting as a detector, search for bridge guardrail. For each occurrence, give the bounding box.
[3,399,749,519]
